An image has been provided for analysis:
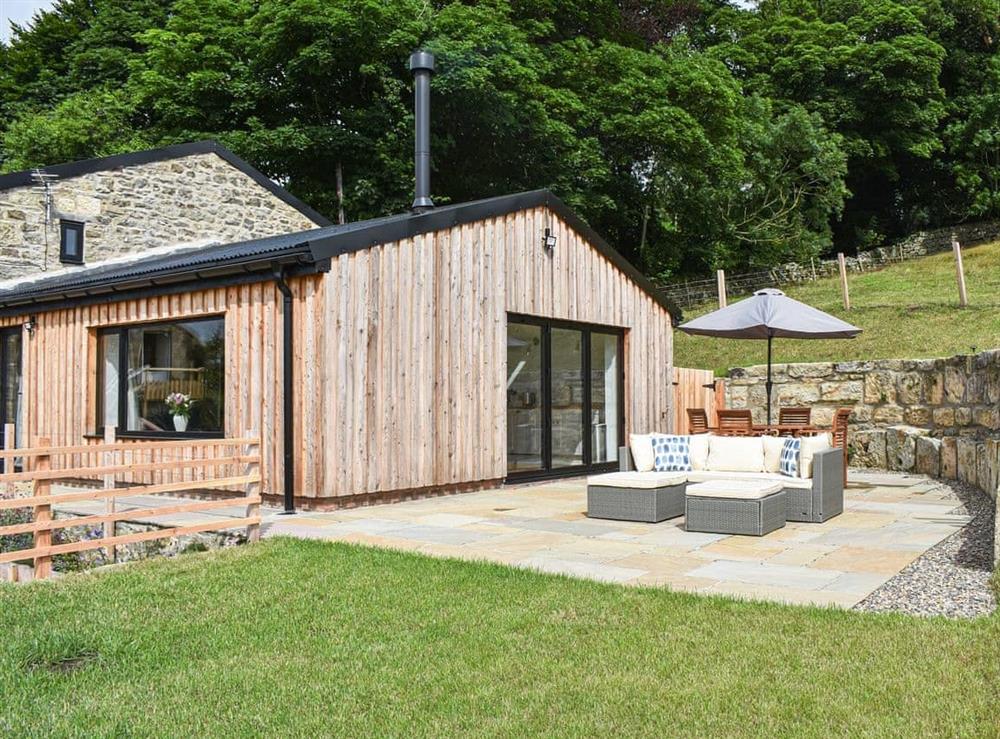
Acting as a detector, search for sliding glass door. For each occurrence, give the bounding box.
[550,327,584,469]
[590,332,621,465]
[506,323,544,473]
[506,315,623,480]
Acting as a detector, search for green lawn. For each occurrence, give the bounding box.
[674,241,1000,375]
[2,539,999,736]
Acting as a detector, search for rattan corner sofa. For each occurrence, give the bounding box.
[588,434,844,525]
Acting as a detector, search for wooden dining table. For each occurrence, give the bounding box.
[750,424,826,437]
[701,424,828,437]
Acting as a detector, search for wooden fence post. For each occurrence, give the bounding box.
[31,436,52,580]
[716,269,728,308]
[952,238,968,307]
[244,431,261,543]
[837,253,851,310]
[103,426,117,563]
[3,423,15,583]
[714,377,727,413]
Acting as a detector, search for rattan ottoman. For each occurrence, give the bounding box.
[587,471,688,523]
[685,480,787,536]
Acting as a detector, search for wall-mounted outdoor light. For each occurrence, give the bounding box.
[24,316,36,335]
[542,228,557,251]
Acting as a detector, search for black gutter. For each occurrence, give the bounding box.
[272,265,296,514]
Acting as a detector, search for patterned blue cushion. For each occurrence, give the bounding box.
[652,434,692,472]
[780,438,801,477]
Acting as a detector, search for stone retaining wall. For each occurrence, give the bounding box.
[725,349,1000,565]
[726,350,1000,434]
[850,425,1000,566]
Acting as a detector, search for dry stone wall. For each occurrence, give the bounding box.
[661,219,1000,308]
[0,152,320,278]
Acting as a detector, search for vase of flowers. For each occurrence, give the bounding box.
[165,392,193,432]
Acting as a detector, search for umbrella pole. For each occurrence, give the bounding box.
[766,334,773,425]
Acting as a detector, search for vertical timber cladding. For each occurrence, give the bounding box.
[316,205,674,501]
[13,280,319,497]
[10,207,672,503]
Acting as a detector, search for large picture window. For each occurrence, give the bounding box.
[96,317,225,436]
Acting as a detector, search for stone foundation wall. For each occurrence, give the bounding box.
[0,152,320,278]
[725,350,1000,434]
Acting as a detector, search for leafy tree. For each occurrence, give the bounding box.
[0,0,876,276]
[708,0,949,246]
[0,0,171,128]
[1,87,147,170]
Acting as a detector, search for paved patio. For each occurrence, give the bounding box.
[263,471,972,608]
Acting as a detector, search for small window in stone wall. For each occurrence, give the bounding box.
[59,220,85,264]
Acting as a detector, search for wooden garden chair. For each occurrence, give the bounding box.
[778,406,812,427]
[716,409,754,436]
[686,408,710,435]
[831,407,852,485]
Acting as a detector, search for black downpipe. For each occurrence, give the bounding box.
[273,266,296,514]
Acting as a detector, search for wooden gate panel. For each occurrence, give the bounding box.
[671,368,724,434]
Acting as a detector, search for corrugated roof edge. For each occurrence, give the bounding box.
[0,229,326,316]
[0,140,333,228]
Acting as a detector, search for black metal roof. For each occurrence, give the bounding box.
[0,140,332,228]
[0,189,680,321]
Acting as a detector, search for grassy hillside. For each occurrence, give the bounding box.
[673,241,1000,375]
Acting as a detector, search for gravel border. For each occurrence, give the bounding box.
[854,479,996,618]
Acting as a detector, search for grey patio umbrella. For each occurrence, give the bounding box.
[678,288,862,424]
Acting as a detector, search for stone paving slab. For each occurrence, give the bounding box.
[686,560,844,590]
[259,472,968,609]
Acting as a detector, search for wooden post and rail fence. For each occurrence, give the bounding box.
[0,432,262,582]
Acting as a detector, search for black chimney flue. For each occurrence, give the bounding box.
[409,50,435,211]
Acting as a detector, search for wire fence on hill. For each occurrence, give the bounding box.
[657,220,1000,310]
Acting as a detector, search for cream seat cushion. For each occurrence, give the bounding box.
[800,433,833,479]
[761,435,785,473]
[588,471,687,489]
[685,479,783,499]
[629,434,655,472]
[707,435,765,473]
[686,469,812,489]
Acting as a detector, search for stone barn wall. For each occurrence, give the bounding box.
[0,152,320,278]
